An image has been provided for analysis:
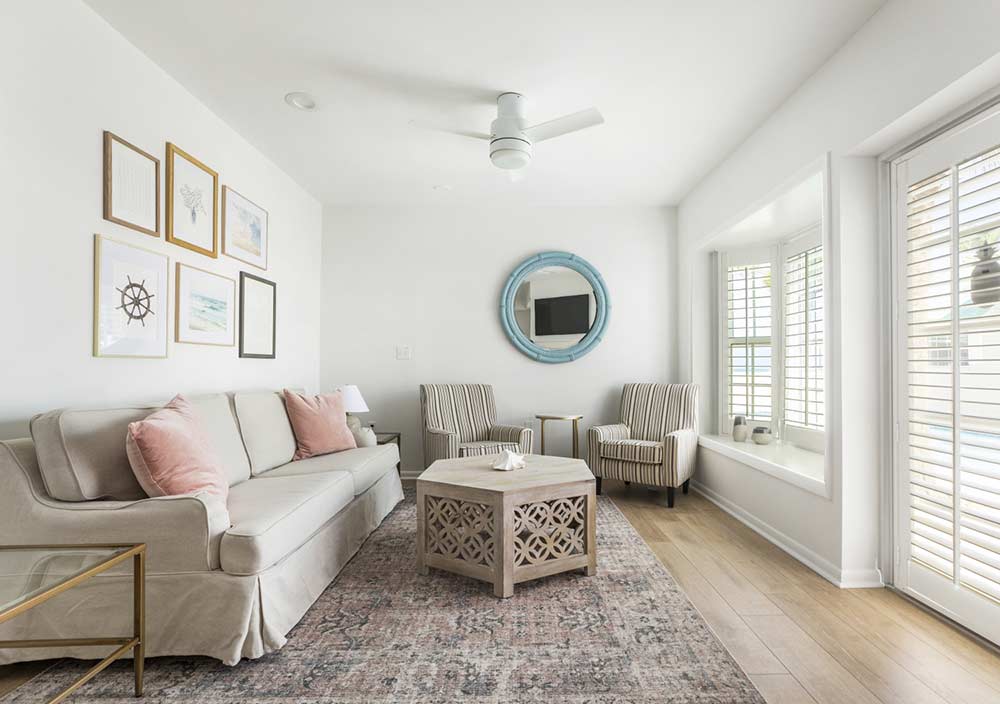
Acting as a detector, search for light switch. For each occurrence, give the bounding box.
[395,345,412,361]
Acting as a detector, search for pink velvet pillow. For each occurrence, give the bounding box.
[283,389,357,460]
[125,395,228,499]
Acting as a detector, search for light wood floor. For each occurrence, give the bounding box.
[605,480,1000,704]
[3,480,999,703]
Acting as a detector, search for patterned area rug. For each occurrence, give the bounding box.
[10,493,763,703]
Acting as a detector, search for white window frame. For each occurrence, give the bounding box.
[717,228,826,454]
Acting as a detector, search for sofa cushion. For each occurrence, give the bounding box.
[233,391,297,475]
[31,407,152,501]
[221,472,354,575]
[186,393,251,486]
[458,440,519,457]
[265,444,399,496]
[600,439,664,464]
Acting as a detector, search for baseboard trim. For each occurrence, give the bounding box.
[400,469,421,481]
[690,480,882,589]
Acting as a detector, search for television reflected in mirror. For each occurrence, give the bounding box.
[514,266,596,350]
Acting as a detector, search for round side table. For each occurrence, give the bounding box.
[535,413,584,458]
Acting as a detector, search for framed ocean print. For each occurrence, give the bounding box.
[239,272,276,359]
[223,187,268,270]
[175,263,236,346]
[166,142,218,257]
[103,131,159,237]
[93,234,169,358]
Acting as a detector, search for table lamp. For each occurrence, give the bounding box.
[335,385,369,432]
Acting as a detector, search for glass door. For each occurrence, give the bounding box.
[892,106,1000,644]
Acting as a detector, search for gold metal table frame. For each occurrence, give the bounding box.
[0,543,146,703]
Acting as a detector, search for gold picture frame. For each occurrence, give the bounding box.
[165,142,218,258]
[103,131,160,237]
[174,262,236,347]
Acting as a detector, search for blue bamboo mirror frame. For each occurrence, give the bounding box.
[500,251,610,363]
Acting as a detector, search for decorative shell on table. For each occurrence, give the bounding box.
[492,449,527,471]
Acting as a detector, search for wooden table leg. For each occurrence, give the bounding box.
[416,484,429,576]
[539,419,546,456]
[572,419,580,459]
[494,494,514,598]
[133,549,145,697]
[585,485,597,577]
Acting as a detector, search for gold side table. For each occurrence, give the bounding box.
[0,543,146,702]
[535,413,584,458]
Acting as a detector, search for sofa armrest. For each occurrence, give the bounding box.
[489,424,533,454]
[663,428,699,487]
[423,427,459,468]
[0,440,228,573]
[586,424,630,475]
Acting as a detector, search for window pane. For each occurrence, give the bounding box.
[727,262,772,421]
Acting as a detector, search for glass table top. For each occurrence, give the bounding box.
[0,546,133,616]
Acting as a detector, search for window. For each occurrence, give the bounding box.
[784,244,824,430]
[719,231,825,452]
[727,263,772,422]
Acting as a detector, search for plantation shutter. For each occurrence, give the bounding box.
[784,245,825,430]
[727,263,773,422]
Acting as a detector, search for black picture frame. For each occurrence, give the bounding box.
[239,271,276,359]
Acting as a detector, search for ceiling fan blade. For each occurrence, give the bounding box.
[524,107,604,143]
[408,119,490,140]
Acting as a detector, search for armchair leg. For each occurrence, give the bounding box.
[682,479,690,495]
[666,487,675,508]
[596,477,602,495]
[624,481,631,487]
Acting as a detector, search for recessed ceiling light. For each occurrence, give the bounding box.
[284,91,317,111]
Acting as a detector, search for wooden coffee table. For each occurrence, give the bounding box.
[416,454,596,598]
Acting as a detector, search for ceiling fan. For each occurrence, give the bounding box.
[431,92,604,171]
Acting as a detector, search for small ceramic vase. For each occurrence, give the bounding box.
[751,426,773,445]
[732,416,749,443]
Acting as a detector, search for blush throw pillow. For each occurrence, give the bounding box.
[126,395,228,499]
[283,389,357,460]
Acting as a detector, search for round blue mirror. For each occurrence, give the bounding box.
[500,251,610,363]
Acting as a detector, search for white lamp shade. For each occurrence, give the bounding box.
[335,385,369,413]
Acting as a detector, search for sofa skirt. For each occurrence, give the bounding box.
[0,469,404,666]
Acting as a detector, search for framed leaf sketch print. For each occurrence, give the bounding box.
[93,234,169,358]
[175,263,236,346]
[239,272,276,358]
[103,131,159,237]
[223,187,268,270]
[166,142,218,257]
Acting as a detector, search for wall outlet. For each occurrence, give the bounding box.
[395,344,412,361]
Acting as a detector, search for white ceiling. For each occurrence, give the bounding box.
[86,0,883,206]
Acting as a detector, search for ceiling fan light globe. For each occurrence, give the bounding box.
[491,149,530,170]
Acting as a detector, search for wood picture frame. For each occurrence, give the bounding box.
[93,234,169,358]
[103,131,160,237]
[239,271,276,358]
[222,186,268,270]
[174,262,236,347]
[165,142,218,258]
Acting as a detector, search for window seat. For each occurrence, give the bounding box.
[698,434,827,497]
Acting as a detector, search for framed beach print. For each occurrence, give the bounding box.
[166,142,218,257]
[239,272,276,358]
[223,187,268,269]
[103,131,159,237]
[175,263,236,346]
[93,234,169,358]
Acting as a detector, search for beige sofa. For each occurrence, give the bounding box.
[0,391,403,666]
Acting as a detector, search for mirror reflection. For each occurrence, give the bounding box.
[513,266,595,350]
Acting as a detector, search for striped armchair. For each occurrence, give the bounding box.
[587,383,699,507]
[419,384,533,469]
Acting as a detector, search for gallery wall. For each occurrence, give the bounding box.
[0,1,323,438]
[676,0,1000,584]
[321,206,676,475]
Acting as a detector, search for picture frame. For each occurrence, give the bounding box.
[93,234,169,358]
[103,131,160,237]
[239,271,276,358]
[223,186,268,270]
[166,142,218,257]
[175,263,236,346]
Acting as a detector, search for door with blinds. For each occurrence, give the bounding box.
[893,106,1000,644]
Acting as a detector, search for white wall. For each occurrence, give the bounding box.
[321,206,675,474]
[0,1,323,438]
[678,0,1000,585]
